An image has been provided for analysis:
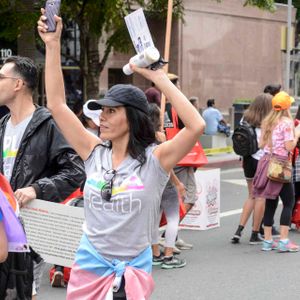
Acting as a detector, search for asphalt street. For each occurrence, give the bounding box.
[38,166,300,300]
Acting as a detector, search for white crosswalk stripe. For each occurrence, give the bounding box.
[222,179,247,187]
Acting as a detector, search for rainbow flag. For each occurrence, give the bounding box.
[0,173,29,252]
[67,234,154,300]
[0,172,18,215]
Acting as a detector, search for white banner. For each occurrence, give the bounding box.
[20,200,84,268]
[180,168,220,230]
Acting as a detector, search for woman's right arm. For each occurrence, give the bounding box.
[37,10,100,161]
[0,213,8,263]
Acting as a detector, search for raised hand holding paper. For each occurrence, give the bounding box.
[123,47,160,75]
[123,8,165,75]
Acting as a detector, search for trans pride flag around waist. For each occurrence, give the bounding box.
[67,234,154,300]
[0,173,29,252]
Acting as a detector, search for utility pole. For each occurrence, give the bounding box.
[286,0,292,92]
[160,0,173,129]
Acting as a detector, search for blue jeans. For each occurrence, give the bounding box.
[217,123,230,137]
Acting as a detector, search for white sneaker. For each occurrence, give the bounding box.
[158,237,165,248]
[173,246,181,255]
[51,271,65,288]
[159,238,181,254]
[175,238,193,250]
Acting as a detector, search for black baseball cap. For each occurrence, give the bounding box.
[87,84,149,114]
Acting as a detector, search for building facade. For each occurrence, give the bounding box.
[0,1,296,112]
[101,0,296,110]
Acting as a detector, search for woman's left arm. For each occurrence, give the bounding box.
[132,66,205,173]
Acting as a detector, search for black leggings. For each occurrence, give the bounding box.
[264,182,295,227]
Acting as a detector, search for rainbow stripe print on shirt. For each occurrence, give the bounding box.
[87,173,144,196]
[3,149,18,159]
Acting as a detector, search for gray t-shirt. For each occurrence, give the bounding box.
[2,115,32,182]
[83,144,169,261]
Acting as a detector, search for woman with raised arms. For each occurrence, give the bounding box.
[37,10,205,300]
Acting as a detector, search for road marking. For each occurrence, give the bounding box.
[220,203,283,218]
[222,179,247,186]
[220,208,242,218]
[221,168,242,174]
[219,169,283,219]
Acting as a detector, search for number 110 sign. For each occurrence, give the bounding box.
[1,48,13,60]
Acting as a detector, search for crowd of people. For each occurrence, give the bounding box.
[231,86,300,253]
[1,6,300,300]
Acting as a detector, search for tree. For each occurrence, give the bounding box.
[0,0,278,99]
[57,0,185,99]
[0,1,37,43]
[242,0,276,10]
[213,0,276,10]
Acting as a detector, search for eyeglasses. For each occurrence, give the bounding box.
[0,74,25,85]
[0,74,21,80]
[101,169,116,201]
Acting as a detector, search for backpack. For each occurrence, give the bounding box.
[232,121,258,157]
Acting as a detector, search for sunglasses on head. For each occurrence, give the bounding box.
[101,169,116,202]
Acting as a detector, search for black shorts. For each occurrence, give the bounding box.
[242,155,258,180]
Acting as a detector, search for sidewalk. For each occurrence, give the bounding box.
[204,152,241,169]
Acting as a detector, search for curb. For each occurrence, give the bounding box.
[203,146,233,156]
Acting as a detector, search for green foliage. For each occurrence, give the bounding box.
[0,0,278,98]
[57,0,184,54]
[0,0,184,45]
[243,0,276,11]
[214,0,276,11]
[0,0,39,41]
[54,0,133,57]
[60,0,127,36]
[143,0,184,19]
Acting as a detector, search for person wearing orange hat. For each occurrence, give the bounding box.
[272,91,295,111]
[253,91,300,252]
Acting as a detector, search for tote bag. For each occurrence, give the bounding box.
[165,107,207,167]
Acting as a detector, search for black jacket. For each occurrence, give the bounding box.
[0,106,86,202]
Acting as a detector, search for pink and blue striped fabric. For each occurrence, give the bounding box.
[0,188,29,252]
[67,234,154,300]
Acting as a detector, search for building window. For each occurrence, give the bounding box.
[108,68,133,88]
